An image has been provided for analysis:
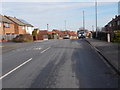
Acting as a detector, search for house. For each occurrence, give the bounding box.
[37,30,49,40]
[0,15,17,41]
[52,29,64,39]
[53,30,77,39]
[47,31,54,39]
[104,15,120,32]
[4,16,27,34]
[18,19,34,35]
[0,15,15,35]
[64,30,77,39]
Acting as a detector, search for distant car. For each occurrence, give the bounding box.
[78,33,85,39]
[63,34,70,39]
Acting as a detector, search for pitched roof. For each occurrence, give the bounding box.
[52,29,64,35]
[48,31,53,34]
[4,16,26,26]
[38,30,48,35]
[0,14,14,24]
[18,19,33,27]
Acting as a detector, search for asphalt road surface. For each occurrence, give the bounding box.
[1,39,118,88]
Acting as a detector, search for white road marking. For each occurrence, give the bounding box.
[0,58,32,80]
[34,48,41,50]
[0,46,4,47]
[41,47,51,53]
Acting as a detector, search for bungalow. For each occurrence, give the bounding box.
[37,30,49,40]
[52,29,64,39]
[47,31,53,39]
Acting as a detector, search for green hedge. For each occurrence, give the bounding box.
[92,32,107,41]
[111,30,120,43]
[92,30,120,43]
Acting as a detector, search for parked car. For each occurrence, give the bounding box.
[63,34,70,39]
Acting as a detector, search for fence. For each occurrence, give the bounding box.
[0,34,19,41]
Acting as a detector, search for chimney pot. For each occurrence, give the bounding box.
[115,15,117,18]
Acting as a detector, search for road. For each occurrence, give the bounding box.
[1,39,118,88]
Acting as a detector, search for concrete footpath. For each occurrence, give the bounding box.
[86,38,119,74]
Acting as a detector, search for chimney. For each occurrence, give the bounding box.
[115,15,117,18]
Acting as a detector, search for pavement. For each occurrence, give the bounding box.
[86,38,119,74]
[1,39,119,88]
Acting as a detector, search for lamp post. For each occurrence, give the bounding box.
[65,20,66,31]
[47,24,49,31]
[118,1,120,15]
[95,0,98,38]
[83,10,85,30]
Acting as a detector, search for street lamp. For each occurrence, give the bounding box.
[83,10,85,30]
[95,0,98,38]
[65,20,66,30]
[118,1,120,15]
[47,24,49,31]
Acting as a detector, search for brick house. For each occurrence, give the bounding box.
[37,30,49,40]
[18,19,34,35]
[4,16,26,34]
[52,29,64,39]
[104,15,120,32]
[0,15,15,35]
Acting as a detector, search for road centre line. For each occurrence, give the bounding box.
[41,47,51,53]
[0,58,32,80]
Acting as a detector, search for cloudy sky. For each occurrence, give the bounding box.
[1,0,119,31]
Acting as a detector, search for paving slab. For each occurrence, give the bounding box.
[86,38,119,73]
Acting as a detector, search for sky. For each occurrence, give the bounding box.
[1,0,119,31]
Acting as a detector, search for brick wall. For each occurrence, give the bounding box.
[0,23,3,35]
[4,24,15,34]
[18,26,26,34]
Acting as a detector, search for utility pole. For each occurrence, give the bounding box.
[95,0,98,38]
[83,10,85,30]
[118,1,120,15]
[65,20,66,30]
[47,24,49,31]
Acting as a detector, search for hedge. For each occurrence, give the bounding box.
[92,30,120,43]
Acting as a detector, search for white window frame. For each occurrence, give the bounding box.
[4,23,10,28]
[109,23,111,27]
[22,26,25,30]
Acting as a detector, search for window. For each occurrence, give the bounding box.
[6,33,10,35]
[22,26,25,30]
[118,20,120,25]
[109,23,111,27]
[4,23,10,28]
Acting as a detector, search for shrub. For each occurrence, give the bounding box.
[92,32,107,41]
[111,30,120,43]
[13,34,33,42]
